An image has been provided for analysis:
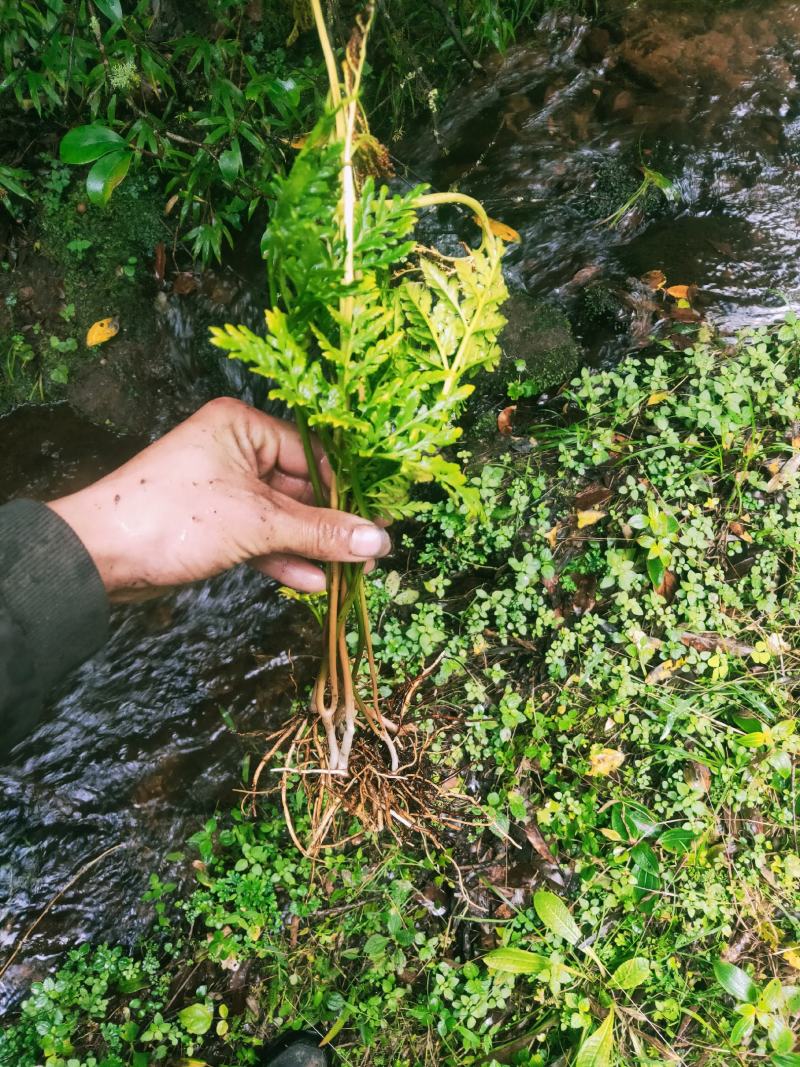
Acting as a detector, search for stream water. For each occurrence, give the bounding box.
[3,0,800,1014]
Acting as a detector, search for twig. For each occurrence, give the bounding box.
[0,842,127,981]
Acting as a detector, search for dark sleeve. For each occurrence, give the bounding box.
[0,499,109,756]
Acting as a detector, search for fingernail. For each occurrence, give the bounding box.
[350,524,391,558]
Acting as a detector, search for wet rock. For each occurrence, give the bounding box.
[471,292,581,409]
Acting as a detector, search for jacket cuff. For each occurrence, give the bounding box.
[0,499,110,696]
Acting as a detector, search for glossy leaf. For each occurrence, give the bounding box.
[93,0,123,19]
[714,961,758,1003]
[86,149,132,206]
[60,125,126,164]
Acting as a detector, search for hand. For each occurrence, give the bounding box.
[47,397,391,601]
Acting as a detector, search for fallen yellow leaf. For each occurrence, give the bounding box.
[545,524,560,550]
[599,827,623,841]
[86,317,119,347]
[473,214,521,243]
[784,948,800,971]
[589,748,625,776]
[647,392,669,406]
[576,509,606,529]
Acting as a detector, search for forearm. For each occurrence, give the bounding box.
[0,499,109,757]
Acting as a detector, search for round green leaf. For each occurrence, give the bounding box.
[575,1008,614,1067]
[533,891,581,946]
[178,1002,214,1035]
[86,149,132,206]
[609,956,651,991]
[484,948,549,975]
[713,961,759,1003]
[60,125,126,164]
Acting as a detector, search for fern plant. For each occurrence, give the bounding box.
[210,0,510,774]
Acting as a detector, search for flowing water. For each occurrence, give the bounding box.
[4,0,800,1014]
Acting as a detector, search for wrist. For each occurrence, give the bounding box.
[47,489,130,598]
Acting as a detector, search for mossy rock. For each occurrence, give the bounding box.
[471,293,581,411]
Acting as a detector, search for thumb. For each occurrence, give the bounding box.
[262,490,392,564]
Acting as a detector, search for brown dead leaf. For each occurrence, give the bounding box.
[289,134,308,149]
[669,305,702,323]
[728,521,754,543]
[173,272,198,296]
[641,269,666,291]
[654,568,677,602]
[164,193,180,216]
[574,483,613,510]
[684,761,711,793]
[497,405,517,436]
[522,822,558,865]
[588,747,625,776]
[645,657,686,684]
[766,452,800,492]
[679,632,755,657]
[576,509,606,529]
[86,317,119,347]
[545,524,560,550]
[569,264,602,287]
[647,391,670,406]
[154,241,166,284]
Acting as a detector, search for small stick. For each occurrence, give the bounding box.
[0,842,126,981]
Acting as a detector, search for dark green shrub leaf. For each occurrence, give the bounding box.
[219,139,243,182]
[363,934,389,959]
[630,842,659,874]
[86,149,132,206]
[713,961,758,1003]
[60,124,125,164]
[659,828,697,854]
[93,0,123,20]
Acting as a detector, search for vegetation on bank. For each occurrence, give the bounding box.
[3,316,800,1065]
[0,0,546,412]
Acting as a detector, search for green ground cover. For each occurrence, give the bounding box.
[3,316,799,1066]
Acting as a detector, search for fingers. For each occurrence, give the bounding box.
[251,553,327,592]
[238,403,332,486]
[262,489,392,564]
[266,469,317,504]
[251,554,376,593]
